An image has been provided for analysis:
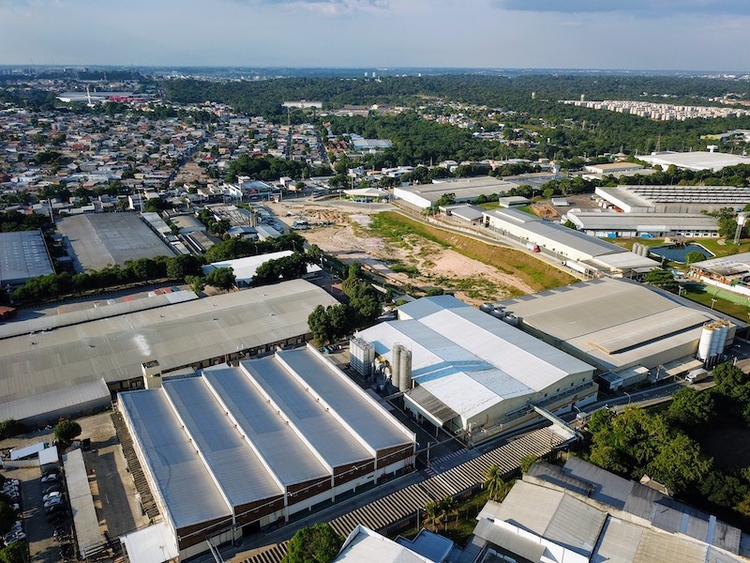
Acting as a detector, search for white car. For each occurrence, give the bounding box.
[42,491,62,502]
[4,531,26,544]
[40,473,59,484]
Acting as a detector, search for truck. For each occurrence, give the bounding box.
[686,368,708,384]
[525,242,540,253]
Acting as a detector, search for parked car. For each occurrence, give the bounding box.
[4,531,26,544]
[42,491,62,503]
[45,503,64,515]
[43,484,62,495]
[41,473,59,483]
[44,497,63,509]
[41,465,59,477]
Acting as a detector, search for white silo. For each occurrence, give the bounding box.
[717,321,730,355]
[391,344,403,389]
[399,349,412,392]
[697,323,717,360]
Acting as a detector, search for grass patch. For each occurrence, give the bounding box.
[390,261,420,278]
[370,212,576,292]
[683,285,750,321]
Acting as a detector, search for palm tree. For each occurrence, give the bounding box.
[484,464,511,502]
[439,497,458,532]
[423,499,441,531]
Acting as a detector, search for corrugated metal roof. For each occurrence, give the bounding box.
[593,516,644,563]
[564,456,634,509]
[120,390,231,530]
[0,230,55,284]
[202,366,330,486]
[2,378,111,422]
[405,385,458,425]
[162,378,283,508]
[545,493,606,556]
[0,279,338,423]
[65,449,104,556]
[278,348,415,452]
[472,518,545,562]
[243,355,373,467]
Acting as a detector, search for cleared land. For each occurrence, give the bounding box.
[290,205,575,304]
[57,213,174,272]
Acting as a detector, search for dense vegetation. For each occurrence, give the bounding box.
[281,523,343,563]
[586,363,750,526]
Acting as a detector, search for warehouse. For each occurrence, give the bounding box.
[393,177,516,210]
[595,185,750,214]
[353,295,597,443]
[688,252,750,298]
[0,230,55,286]
[202,250,322,286]
[495,278,734,385]
[119,345,416,560]
[482,207,659,277]
[564,210,720,238]
[0,279,339,425]
[638,150,750,172]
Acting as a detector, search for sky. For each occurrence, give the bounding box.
[1,0,749,71]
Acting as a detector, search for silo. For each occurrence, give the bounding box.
[391,344,403,389]
[632,243,641,256]
[717,321,729,355]
[399,349,412,392]
[349,337,375,378]
[697,323,716,360]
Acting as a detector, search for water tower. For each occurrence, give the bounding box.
[734,213,747,244]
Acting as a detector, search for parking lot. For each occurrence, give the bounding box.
[1,411,149,561]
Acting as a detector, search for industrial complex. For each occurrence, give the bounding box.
[119,345,416,560]
[495,278,734,388]
[637,150,750,172]
[393,177,516,210]
[481,207,660,277]
[353,295,598,442]
[0,230,55,286]
[0,279,338,425]
[564,210,720,239]
[689,251,750,299]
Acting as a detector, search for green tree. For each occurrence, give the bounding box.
[54,420,82,448]
[282,523,343,563]
[643,269,678,293]
[0,540,27,563]
[0,419,24,440]
[684,251,705,264]
[308,305,334,344]
[562,219,577,230]
[519,455,538,474]
[205,267,236,290]
[484,464,511,501]
[185,275,205,294]
[647,432,712,495]
[666,387,714,429]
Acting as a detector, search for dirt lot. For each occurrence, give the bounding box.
[272,201,565,304]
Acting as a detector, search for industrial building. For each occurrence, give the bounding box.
[0,229,55,286]
[638,150,750,172]
[0,279,339,425]
[564,209,720,238]
[595,185,750,214]
[473,457,746,563]
[202,250,322,286]
[353,295,597,443]
[393,177,516,210]
[688,252,750,299]
[119,345,416,560]
[495,278,734,387]
[482,207,659,277]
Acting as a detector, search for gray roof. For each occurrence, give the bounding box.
[499,278,720,372]
[278,348,415,452]
[162,377,283,508]
[567,210,719,230]
[692,252,750,276]
[120,390,232,530]
[472,518,545,562]
[202,366,330,486]
[0,279,338,423]
[243,354,374,467]
[0,230,55,285]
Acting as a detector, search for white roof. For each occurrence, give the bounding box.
[204,251,321,283]
[358,296,594,421]
[120,523,179,563]
[336,525,434,563]
[639,151,750,172]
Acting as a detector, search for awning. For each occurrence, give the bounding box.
[404,385,459,426]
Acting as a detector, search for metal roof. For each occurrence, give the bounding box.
[120,390,232,530]
[0,230,55,285]
[0,279,338,423]
[66,449,104,556]
[162,377,283,508]
[243,354,373,468]
[202,366,330,486]
[404,385,459,425]
[472,518,545,562]
[336,525,434,563]
[567,211,719,230]
[692,252,750,276]
[278,348,415,451]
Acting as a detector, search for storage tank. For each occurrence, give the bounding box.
[399,349,412,392]
[632,243,641,256]
[698,322,720,360]
[349,337,375,378]
[717,321,730,355]
[391,344,403,389]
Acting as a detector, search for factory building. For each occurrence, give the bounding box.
[393,177,516,210]
[119,345,416,561]
[595,185,750,214]
[495,278,734,388]
[638,150,750,172]
[0,279,339,425]
[564,210,720,239]
[353,296,597,443]
[482,207,659,277]
[0,230,55,286]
